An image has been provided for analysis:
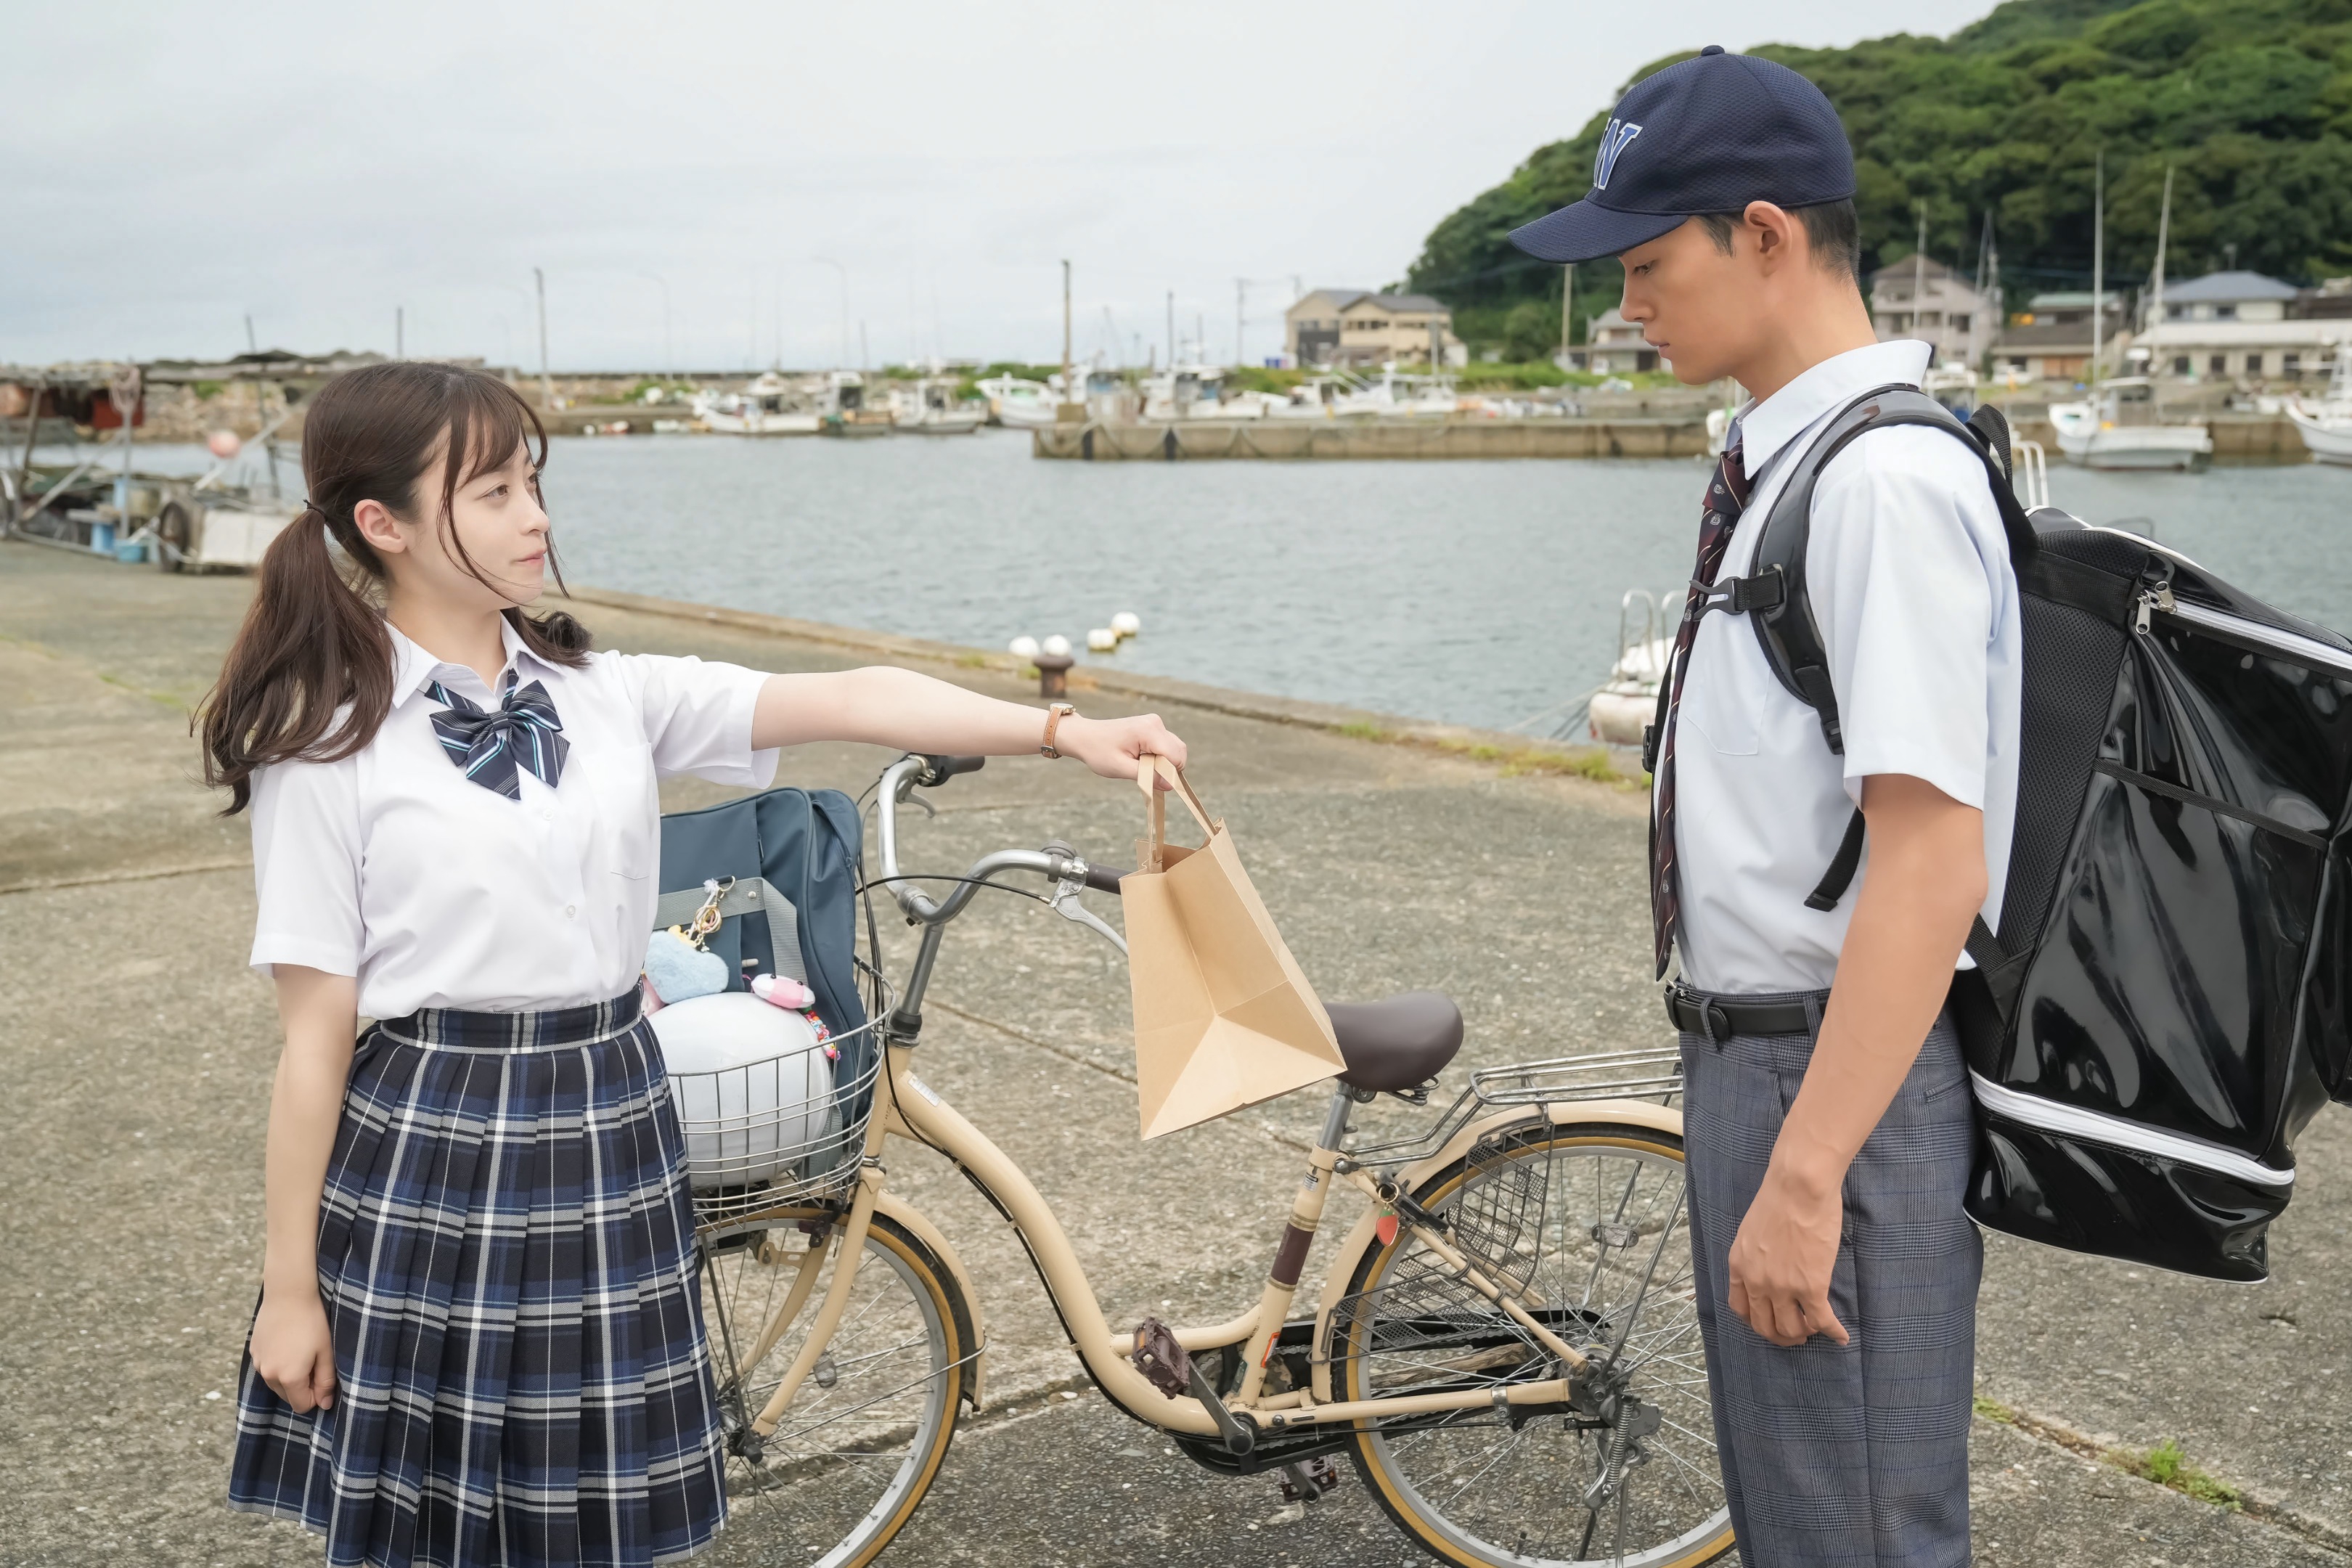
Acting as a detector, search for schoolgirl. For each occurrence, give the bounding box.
[208,361,1184,1567]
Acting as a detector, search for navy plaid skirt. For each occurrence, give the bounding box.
[229,990,727,1567]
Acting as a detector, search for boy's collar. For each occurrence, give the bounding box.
[1734,339,1933,481]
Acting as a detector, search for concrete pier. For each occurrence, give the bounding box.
[4,540,2348,1565]
[1034,417,1714,461]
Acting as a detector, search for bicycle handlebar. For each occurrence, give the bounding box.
[873,754,1121,924]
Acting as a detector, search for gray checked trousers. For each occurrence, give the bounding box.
[1678,990,1983,1568]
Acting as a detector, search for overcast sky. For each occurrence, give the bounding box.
[6,1,1996,372]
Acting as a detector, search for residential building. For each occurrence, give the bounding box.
[1559,308,1654,375]
[1869,255,1996,369]
[2136,270,2347,383]
[1991,291,2131,383]
[1286,290,1467,369]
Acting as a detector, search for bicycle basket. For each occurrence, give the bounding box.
[655,786,881,1223]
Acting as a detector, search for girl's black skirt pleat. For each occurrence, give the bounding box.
[229,991,727,1567]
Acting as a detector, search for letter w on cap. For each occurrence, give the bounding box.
[1593,119,1643,191]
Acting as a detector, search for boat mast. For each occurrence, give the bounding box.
[2149,164,2174,362]
[2090,153,2104,391]
[1061,259,1073,405]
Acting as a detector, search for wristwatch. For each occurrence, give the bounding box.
[1040,702,1077,759]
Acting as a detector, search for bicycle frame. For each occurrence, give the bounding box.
[730,756,1688,1449]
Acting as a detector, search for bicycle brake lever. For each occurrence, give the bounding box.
[1049,873,1127,955]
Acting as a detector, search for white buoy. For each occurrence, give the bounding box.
[1008,634,1041,659]
[1111,611,1141,638]
[1040,634,1072,658]
[1086,627,1119,652]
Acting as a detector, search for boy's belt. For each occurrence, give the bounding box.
[1662,984,1816,1042]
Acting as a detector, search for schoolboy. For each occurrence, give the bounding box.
[1511,48,2018,1568]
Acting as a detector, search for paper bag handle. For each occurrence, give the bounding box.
[1135,754,1215,869]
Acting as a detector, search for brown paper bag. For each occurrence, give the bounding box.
[1119,756,1344,1138]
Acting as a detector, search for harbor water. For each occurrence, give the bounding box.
[60,433,2352,733]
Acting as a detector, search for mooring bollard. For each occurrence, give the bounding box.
[1034,652,1074,700]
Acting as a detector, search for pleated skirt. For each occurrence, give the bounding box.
[229,991,728,1567]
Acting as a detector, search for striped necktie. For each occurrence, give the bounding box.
[425,674,569,801]
[1651,437,1752,979]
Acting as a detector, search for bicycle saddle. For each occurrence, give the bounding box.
[1328,991,1463,1093]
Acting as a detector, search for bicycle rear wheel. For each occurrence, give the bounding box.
[699,1209,969,1568]
[1332,1118,1733,1567]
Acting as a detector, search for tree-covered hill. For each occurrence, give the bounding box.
[1411,0,2352,356]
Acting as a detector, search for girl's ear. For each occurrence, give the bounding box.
[352,498,408,557]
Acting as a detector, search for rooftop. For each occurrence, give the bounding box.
[2163,269,2299,304]
[1302,290,1449,315]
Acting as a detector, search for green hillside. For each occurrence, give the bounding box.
[1411,0,2352,356]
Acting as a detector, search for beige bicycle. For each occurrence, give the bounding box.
[680,754,1734,1568]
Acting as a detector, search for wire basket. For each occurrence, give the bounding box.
[675,1013,883,1227]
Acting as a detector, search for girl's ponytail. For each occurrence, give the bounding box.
[198,361,588,814]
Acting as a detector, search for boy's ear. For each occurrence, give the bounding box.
[1745,202,1797,272]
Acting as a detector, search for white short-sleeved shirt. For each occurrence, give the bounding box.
[1670,338,2022,994]
[248,616,778,1018]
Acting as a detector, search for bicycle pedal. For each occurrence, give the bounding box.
[1276,1456,1342,1503]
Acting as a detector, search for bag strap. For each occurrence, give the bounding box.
[1135,754,1216,870]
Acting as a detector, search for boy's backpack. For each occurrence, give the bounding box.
[657,786,875,1120]
[1704,384,2352,1282]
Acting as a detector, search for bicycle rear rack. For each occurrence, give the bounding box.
[1343,1046,1682,1163]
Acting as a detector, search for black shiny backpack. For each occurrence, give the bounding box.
[1706,385,2352,1282]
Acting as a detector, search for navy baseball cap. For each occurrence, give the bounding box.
[1509,46,1855,264]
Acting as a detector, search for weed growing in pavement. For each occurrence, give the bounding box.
[2119,1440,2242,1510]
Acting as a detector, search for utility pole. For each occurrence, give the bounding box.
[1561,265,1575,364]
[1166,290,1175,367]
[244,314,256,355]
[1061,259,1074,402]
[2149,163,2176,371]
[1982,211,2001,370]
[396,306,404,360]
[1235,277,1245,368]
[859,321,870,372]
[534,267,552,409]
[2091,152,2105,388]
[1913,201,1929,359]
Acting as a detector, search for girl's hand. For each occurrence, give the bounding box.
[251,1284,338,1413]
[1055,711,1188,783]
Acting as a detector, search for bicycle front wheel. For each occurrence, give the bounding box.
[1333,1118,1733,1568]
[699,1209,969,1568]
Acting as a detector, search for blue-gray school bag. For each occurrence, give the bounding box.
[657,787,873,1112]
[1689,386,2352,1282]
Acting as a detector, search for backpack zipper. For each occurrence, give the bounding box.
[2154,595,2352,680]
[2133,581,2175,635]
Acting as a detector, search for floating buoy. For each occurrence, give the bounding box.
[1111,611,1140,638]
[1086,627,1119,652]
[205,429,241,460]
[1040,634,1072,658]
[1008,634,1041,658]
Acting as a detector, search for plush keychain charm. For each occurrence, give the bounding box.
[642,878,733,1006]
[750,973,815,1010]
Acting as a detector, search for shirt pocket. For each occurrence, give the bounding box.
[1677,616,1763,757]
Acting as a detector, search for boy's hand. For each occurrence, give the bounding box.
[1726,1164,1849,1347]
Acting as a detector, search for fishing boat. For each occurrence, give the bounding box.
[976,374,1058,430]
[1585,591,1675,746]
[2288,342,2352,465]
[1139,363,1281,421]
[890,377,984,435]
[819,371,894,437]
[2051,163,2208,470]
[692,372,820,436]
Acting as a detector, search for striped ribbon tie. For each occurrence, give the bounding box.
[425,675,569,800]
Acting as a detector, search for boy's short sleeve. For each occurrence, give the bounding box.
[1807,428,2010,812]
[248,756,365,979]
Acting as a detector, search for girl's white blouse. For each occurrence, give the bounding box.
[248,619,777,1019]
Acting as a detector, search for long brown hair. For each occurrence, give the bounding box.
[200,361,593,814]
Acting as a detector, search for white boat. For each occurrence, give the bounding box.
[2287,343,2352,465]
[1585,591,1676,747]
[1138,364,1280,421]
[890,377,984,434]
[976,375,1058,430]
[692,372,820,436]
[1328,365,1461,418]
[819,371,894,437]
[2048,379,2213,470]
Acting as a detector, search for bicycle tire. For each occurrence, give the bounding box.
[701,1209,968,1568]
[1334,1118,1735,1568]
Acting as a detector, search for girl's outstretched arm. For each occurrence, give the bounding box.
[248,965,357,1413]
[751,667,1186,780]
